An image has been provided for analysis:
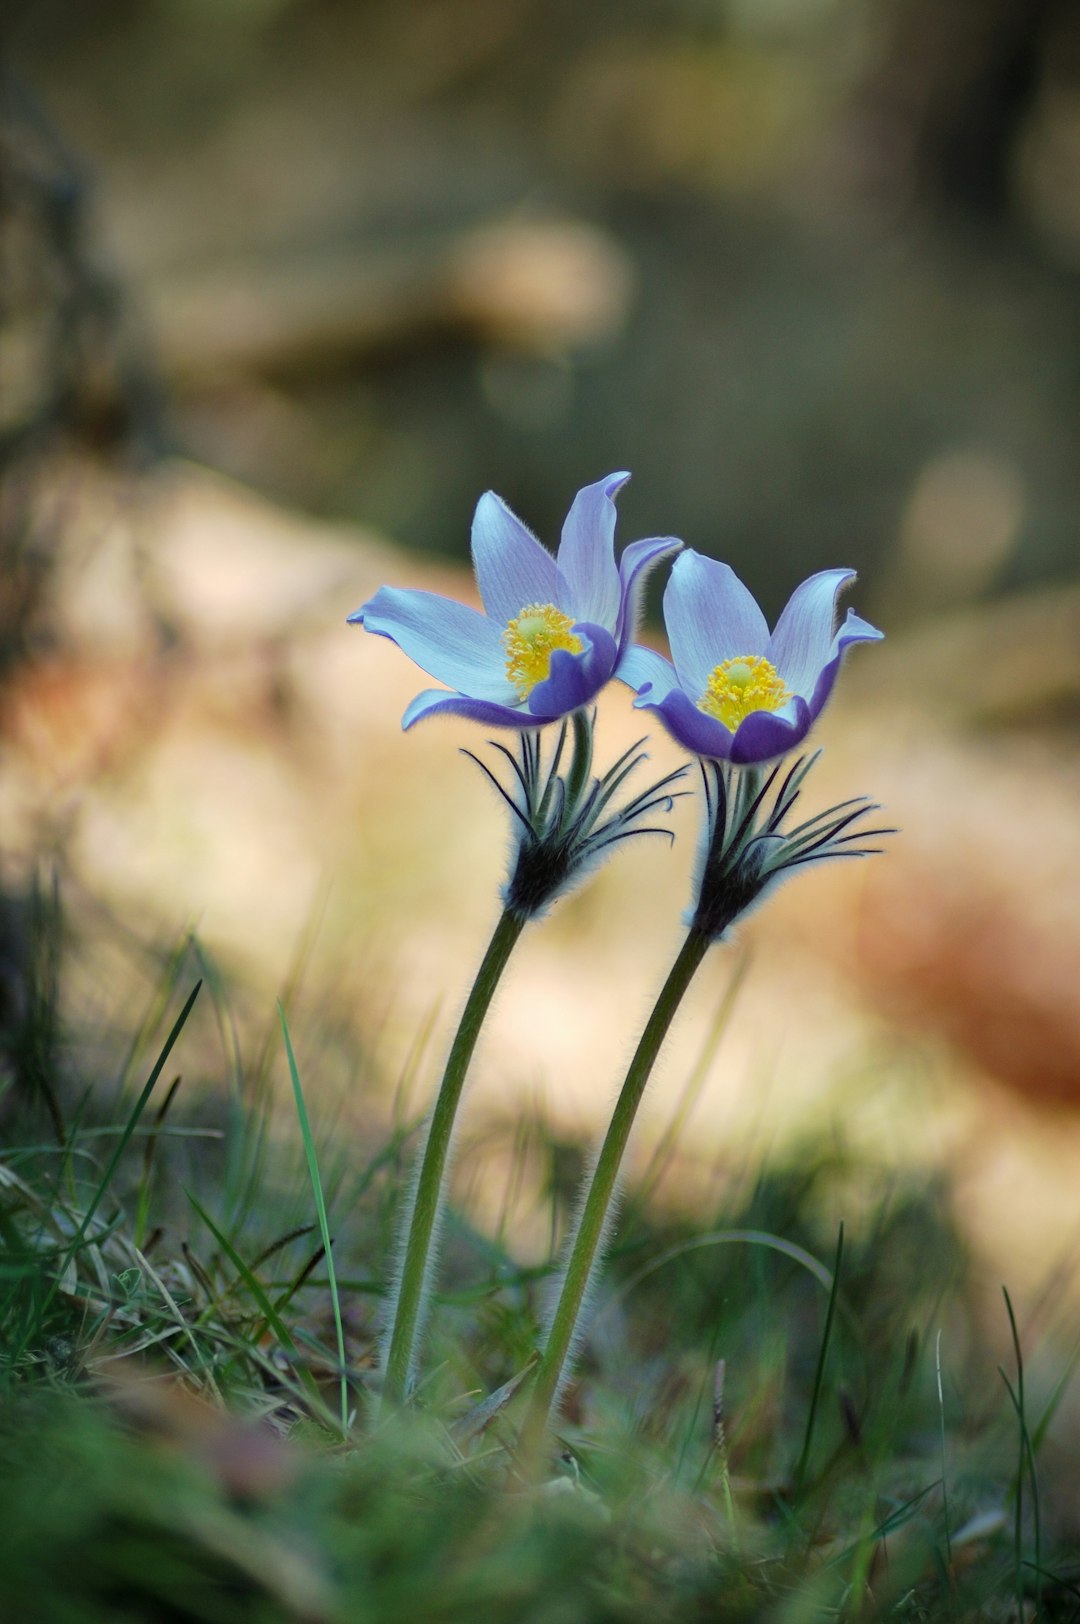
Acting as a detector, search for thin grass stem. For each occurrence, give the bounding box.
[184,1189,326,1415]
[23,980,202,1358]
[280,1004,351,1439]
[1003,1285,1041,1623]
[793,1220,844,1501]
[936,1327,953,1585]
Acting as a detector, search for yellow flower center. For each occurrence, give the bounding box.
[699,654,791,730]
[503,602,583,698]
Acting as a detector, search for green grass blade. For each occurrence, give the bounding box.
[279,1002,349,1439]
[1031,1331,1080,1458]
[31,980,202,1344]
[1002,1286,1041,1623]
[936,1327,952,1580]
[793,1219,844,1501]
[133,1074,183,1251]
[184,1188,328,1417]
[77,980,201,1248]
[591,1229,837,1348]
[270,1242,326,1318]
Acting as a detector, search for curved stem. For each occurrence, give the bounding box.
[382,908,526,1411]
[519,926,712,1460]
[562,708,594,823]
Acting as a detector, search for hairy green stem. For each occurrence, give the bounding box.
[563,708,594,820]
[520,926,712,1458]
[382,908,526,1411]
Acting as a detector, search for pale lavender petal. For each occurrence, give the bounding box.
[614,534,682,656]
[471,491,559,624]
[633,683,737,760]
[526,623,617,719]
[804,609,884,722]
[402,688,535,731]
[831,609,884,659]
[663,552,770,699]
[555,472,628,630]
[614,641,679,696]
[766,569,870,699]
[358,585,516,703]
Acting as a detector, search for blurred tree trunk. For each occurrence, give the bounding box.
[862,0,1070,225]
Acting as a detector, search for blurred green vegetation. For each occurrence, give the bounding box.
[5,0,1080,626]
[4,897,1080,1623]
[1,897,1079,1621]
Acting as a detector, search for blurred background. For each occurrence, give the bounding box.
[3,0,1080,1330]
[7,0,1080,604]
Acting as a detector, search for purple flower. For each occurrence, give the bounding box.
[349,474,680,730]
[621,551,882,765]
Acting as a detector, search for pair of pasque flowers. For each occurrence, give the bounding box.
[351,471,881,763]
[355,473,886,1421]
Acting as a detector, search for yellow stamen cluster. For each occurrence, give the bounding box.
[699,654,791,731]
[503,602,583,698]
